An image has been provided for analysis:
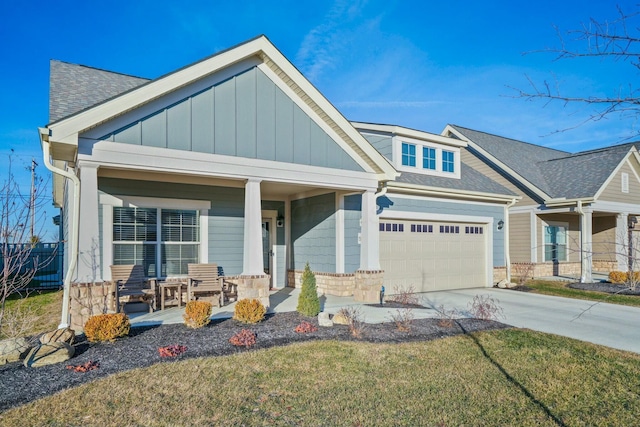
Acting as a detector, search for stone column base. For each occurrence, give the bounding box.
[353,270,384,303]
[235,275,270,309]
[69,282,117,332]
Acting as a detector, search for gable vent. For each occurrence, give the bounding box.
[622,172,629,193]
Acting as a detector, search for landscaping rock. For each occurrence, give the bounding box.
[496,279,509,289]
[23,342,75,368]
[39,327,76,345]
[332,312,350,325]
[0,337,31,365]
[318,312,333,327]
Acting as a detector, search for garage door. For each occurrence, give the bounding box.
[379,219,487,293]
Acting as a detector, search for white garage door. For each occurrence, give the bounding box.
[379,219,487,293]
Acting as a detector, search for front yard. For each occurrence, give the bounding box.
[520,280,640,308]
[1,328,639,426]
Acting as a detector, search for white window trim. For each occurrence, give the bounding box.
[542,220,569,262]
[101,195,210,279]
[392,135,461,179]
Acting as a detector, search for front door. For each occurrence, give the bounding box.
[262,219,274,287]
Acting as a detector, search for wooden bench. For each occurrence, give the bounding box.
[110,264,158,313]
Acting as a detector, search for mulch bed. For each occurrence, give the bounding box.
[567,282,640,296]
[0,312,508,412]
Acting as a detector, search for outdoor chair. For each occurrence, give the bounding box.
[186,263,229,307]
[110,264,158,313]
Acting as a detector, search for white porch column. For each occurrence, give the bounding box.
[616,213,630,271]
[76,162,100,282]
[242,179,264,276]
[359,190,380,270]
[580,205,593,283]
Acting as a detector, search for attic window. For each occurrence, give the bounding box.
[622,173,629,193]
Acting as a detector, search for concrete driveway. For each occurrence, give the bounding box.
[420,288,640,354]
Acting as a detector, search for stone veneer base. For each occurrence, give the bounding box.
[69,282,117,332]
[226,275,270,309]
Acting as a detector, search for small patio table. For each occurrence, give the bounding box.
[159,281,185,310]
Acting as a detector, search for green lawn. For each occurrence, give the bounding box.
[2,329,639,426]
[523,280,640,308]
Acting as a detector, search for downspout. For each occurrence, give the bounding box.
[39,128,80,329]
[375,182,388,198]
[504,198,517,283]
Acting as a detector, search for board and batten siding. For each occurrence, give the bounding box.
[291,193,336,273]
[509,212,531,263]
[100,67,363,172]
[460,148,540,206]
[378,194,506,267]
[344,194,362,273]
[98,178,245,276]
[599,160,640,203]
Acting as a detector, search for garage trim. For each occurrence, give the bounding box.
[379,210,494,287]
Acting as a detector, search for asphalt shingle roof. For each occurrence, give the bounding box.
[395,162,517,196]
[450,125,638,199]
[49,60,149,123]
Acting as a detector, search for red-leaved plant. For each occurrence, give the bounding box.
[66,360,100,372]
[229,329,257,348]
[158,345,188,358]
[294,321,318,334]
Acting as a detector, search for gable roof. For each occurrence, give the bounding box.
[45,36,398,181]
[446,124,640,201]
[49,60,149,123]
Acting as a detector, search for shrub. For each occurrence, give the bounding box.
[66,360,100,373]
[337,307,366,338]
[158,344,187,358]
[609,271,627,284]
[435,304,459,328]
[233,299,266,324]
[294,321,318,334]
[84,313,130,342]
[297,262,321,317]
[468,295,505,321]
[229,329,257,348]
[389,308,414,332]
[183,301,212,328]
[388,285,419,306]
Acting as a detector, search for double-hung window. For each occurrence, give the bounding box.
[423,147,436,170]
[544,224,567,262]
[401,143,416,167]
[442,150,455,173]
[113,207,199,276]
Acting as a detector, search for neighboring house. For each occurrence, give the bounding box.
[39,35,517,323]
[444,125,640,282]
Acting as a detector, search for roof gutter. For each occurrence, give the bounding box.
[39,127,80,329]
[545,197,595,208]
[387,181,521,203]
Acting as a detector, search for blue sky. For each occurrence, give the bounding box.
[1,0,638,239]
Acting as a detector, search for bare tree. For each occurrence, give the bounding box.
[0,153,52,335]
[514,6,640,135]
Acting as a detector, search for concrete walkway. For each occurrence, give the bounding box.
[130,287,640,354]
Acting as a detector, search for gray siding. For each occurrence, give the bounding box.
[98,178,245,276]
[344,194,362,272]
[291,193,336,272]
[361,132,393,161]
[379,194,506,267]
[101,67,364,172]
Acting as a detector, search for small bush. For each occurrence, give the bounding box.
[84,313,130,342]
[468,295,505,321]
[66,360,100,373]
[389,308,414,332]
[229,329,257,348]
[183,301,212,328]
[609,271,627,284]
[233,299,266,324]
[294,321,318,334]
[297,263,321,317]
[389,285,419,306]
[435,304,459,328]
[158,344,188,358]
[337,307,366,338]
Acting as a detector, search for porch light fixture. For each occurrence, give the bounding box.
[276,215,284,228]
[629,216,638,229]
[497,220,504,230]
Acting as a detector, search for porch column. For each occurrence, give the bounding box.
[242,179,264,276]
[580,205,593,283]
[359,190,380,270]
[616,213,629,271]
[76,162,100,282]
